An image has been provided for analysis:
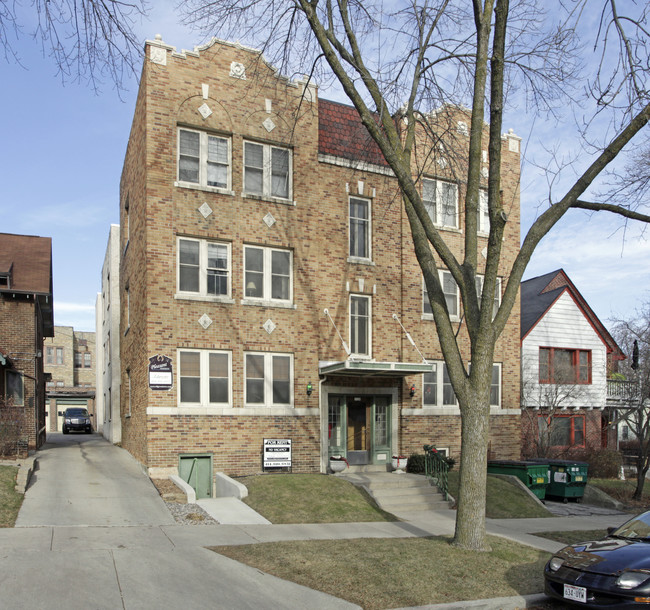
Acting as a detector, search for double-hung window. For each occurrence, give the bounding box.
[46,347,54,365]
[243,141,291,200]
[56,348,64,365]
[349,197,371,260]
[243,246,292,304]
[423,362,501,407]
[474,275,501,320]
[5,370,23,406]
[478,190,490,234]
[178,237,230,298]
[179,349,231,406]
[422,178,458,228]
[178,128,230,189]
[350,295,371,358]
[539,347,591,384]
[245,352,293,406]
[423,271,459,320]
[539,414,585,447]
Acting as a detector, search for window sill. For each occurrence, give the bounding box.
[175,293,235,304]
[175,181,235,196]
[435,225,462,234]
[241,299,296,310]
[241,192,295,206]
[347,257,375,266]
[421,313,460,323]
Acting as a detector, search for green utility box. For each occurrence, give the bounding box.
[530,459,588,502]
[487,460,549,500]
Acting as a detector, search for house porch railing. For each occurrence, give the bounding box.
[423,444,450,500]
[607,379,637,403]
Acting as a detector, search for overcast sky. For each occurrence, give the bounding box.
[1,2,649,342]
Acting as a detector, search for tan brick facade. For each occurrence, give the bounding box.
[119,38,521,481]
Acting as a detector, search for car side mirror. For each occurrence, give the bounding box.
[607,526,617,535]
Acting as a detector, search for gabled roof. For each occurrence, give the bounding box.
[318,99,389,168]
[521,269,623,358]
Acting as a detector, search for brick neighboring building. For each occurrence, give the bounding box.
[118,36,522,486]
[0,232,53,452]
[44,326,96,432]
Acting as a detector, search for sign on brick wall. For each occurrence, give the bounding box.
[263,438,292,468]
[149,355,173,390]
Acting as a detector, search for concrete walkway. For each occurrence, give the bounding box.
[3,435,633,609]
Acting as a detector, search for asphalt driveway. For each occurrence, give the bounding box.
[16,432,175,527]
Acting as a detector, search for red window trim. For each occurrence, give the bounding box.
[538,413,586,448]
[539,347,592,385]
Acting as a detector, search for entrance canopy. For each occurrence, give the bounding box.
[319,360,433,378]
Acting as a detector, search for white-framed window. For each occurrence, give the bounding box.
[423,362,501,407]
[474,275,501,320]
[349,196,371,260]
[178,237,231,298]
[243,245,292,304]
[423,271,459,320]
[56,347,64,365]
[46,347,54,365]
[178,349,231,406]
[422,178,458,228]
[478,189,490,234]
[178,128,230,189]
[243,141,291,200]
[350,294,371,357]
[245,352,293,407]
[5,370,23,406]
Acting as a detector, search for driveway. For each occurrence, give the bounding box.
[16,432,175,527]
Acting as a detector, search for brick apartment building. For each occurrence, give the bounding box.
[44,326,96,432]
[118,36,522,483]
[0,232,53,452]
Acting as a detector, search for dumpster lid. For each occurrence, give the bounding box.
[527,458,588,466]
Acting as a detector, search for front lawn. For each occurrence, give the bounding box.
[0,466,23,527]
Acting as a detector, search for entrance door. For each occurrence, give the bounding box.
[347,399,370,465]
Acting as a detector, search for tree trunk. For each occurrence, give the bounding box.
[633,455,648,500]
[453,397,491,551]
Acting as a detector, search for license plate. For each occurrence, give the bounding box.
[564,584,587,603]
[575,476,583,482]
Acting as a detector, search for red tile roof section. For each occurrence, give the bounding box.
[0,233,52,294]
[318,99,390,167]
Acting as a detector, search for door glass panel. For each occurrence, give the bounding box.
[328,396,345,455]
[374,399,388,446]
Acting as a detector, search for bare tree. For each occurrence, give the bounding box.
[0,0,146,91]
[611,305,650,500]
[180,0,650,550]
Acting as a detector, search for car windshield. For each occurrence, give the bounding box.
[611,512,650,540]
[66,409,88,417]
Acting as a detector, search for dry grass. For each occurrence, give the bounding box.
[0,466,23,527]
[151,478,187,503]
[590,478,650,511]
[211,536,549,609]
[239,474,396,523]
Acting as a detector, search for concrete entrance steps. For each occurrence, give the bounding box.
[339,472,452,513]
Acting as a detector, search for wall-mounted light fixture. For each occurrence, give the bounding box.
[306,382,313,396]
[409,384,416,397]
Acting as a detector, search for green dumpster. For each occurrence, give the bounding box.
[530,459,588,502]
[487,460,549,500]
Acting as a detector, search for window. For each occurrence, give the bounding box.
[56,348,64,365]
[349,197,371,260]
[74,352,82,368]
[539,347,592,384]
[475,275,501,320]
[178,128,230,189]
[46,347,54,365]
[424,362,501,407]
[84,353,91,368]
[350,295,371,357]
[245,352,292,406]
[478,189,490,234]
[178,349,231,406]
[125,284,130,330]
[538,414,585,447]
[178,237,231,298]
[243,141,291,199]
[243,246,292,304]
[422,178,458,228]
[423,271,459,319]
[5,370,23,406]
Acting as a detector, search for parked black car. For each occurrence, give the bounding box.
[545,510,650,608]
[62,407,92,434]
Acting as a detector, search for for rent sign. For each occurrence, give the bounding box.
[263,439,292,468]
[149,355,173,390]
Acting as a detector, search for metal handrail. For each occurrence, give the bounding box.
[423,444,450,500]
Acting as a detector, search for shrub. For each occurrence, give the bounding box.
[573,448,623,478]
[407,453,425,474]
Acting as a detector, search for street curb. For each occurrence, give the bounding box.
[391,592,549,609]
[15,456,37,494]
